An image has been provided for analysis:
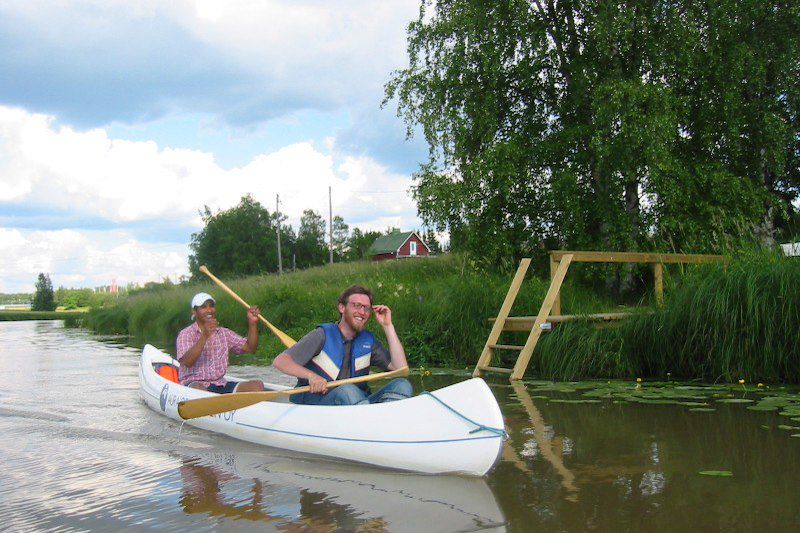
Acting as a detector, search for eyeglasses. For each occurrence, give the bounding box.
[348,302,372,313]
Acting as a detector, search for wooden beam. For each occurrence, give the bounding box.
[478,365,514,374]
[549,250,726,264]
[550,255,562,316]
[510,254,573,380]
[488,344,525,351]
[473,258,531,377]
[490,312,636,331]
[654,263,664,306]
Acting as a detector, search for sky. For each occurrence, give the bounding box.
[0,0,430,293]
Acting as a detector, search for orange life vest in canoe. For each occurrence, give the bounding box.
[157,364,179,383]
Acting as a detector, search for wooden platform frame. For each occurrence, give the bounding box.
[473,250,726,381]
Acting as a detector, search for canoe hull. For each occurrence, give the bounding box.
[139,344,504,476]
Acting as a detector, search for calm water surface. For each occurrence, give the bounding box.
[1,321,799,531]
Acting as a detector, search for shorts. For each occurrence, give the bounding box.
[204,381,239,394]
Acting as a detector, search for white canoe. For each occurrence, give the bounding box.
[139,344,505,476]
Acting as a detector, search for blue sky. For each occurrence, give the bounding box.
[0,0,429,292]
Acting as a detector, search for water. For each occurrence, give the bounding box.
[1,321,799,531]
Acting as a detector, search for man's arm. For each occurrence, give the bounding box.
[243,306,260,353]
[372,305,407,370]
[272,329,330,394]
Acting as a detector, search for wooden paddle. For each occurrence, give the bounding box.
[177,366,410,420]
[199,265,296,348]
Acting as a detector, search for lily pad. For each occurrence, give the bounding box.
[549,399,602,404]
[747,404,780,411]
[747,397,797,411]
[792,434,800,438]
[716,398,754,403]
[699,470,733,477]
[689,408,716,412]
[778,425,800,431]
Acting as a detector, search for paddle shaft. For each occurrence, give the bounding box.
[177,366,410,420]
[198,265,296,348]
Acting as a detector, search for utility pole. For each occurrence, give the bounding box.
[329,185,334,265]
[276,194,283,275]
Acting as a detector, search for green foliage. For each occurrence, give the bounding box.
[386,0,800,262]
[188,194,294,278]
[626,253,800,382]
[54,287,110,309]
[295,209,328,268]
[345,228,382,260]
[84,255,550,367]
[0,293,31,305]
[0,310,86,321]
[534,252,800,383]
[31,273,56,311]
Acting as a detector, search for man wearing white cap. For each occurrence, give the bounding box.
[176,292,264,393]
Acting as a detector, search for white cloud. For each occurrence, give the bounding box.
[0,1,418,126]
[0,227,188,292]
[1,105,418,226]
[0,105,422,292]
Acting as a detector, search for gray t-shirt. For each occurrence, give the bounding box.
[284,326,392,381]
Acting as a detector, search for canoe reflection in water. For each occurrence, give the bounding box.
[179,458,389,530]
[176,452,506,531]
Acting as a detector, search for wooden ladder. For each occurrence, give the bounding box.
[473,254,574,381]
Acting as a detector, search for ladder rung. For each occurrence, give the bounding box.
[478,366,514,374]
[489,344,525,351]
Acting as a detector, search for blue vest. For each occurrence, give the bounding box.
[300,323,374,389]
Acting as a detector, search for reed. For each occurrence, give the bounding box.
[624,252,800,383]
[534,251,800,383]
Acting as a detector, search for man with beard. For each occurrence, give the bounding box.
[177,292,265,393]
[272,285,412,405]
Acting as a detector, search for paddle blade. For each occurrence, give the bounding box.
[178,391,282,420]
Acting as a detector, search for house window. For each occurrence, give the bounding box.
[410,241,417,256]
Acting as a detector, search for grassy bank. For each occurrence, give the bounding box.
[83,253,800,383]
[532,253,800,383]
[85,255,566,367]
[0,310,87,321]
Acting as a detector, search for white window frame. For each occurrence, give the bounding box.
[409,240,417,256]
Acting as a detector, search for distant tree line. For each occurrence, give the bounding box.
[187,194,442,279]
[385,0,800,264]
[24,274,121,310]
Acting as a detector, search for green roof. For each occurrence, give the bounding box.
[368,231,416,255]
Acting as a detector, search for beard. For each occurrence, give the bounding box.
[345,312,367,332]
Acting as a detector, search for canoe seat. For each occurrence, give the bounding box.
[154,363,179,383]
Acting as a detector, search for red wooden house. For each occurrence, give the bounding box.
[368,230,431,261]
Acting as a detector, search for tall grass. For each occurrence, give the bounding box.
[534,252,800,383]
[624,252,800,383]
[85,255,552,367]
[84,252,800,382]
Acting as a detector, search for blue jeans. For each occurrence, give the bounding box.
[290,378,413,406]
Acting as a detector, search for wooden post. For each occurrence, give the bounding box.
[550,254,561,316]
[653,263,664,306]
[510,254,573,380]
[473,259,531,377]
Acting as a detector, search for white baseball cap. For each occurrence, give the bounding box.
[191,292,215,309]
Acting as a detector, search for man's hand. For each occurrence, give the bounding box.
[307,374,329,394]
[372,304,393,327]
[247,306,260,326]
[199,318,219,338]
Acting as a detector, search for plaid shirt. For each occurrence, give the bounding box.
[176,322,247,387]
